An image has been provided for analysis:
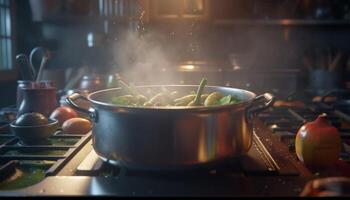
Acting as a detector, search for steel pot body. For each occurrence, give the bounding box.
[66,85,274,169]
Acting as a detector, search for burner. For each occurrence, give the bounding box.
[0,127,92,190]
[17,139,52,146]
[75,134,299,178]
[258,97,350,164]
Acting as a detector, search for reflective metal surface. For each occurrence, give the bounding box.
[67,85,274,169]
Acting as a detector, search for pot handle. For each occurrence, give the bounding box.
[248,93,275,115]
[65,93,98,121]
[246,93,275,125]
[242,93,274,152]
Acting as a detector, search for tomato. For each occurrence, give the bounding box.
[295,114,341,168]
[50,106,78,126]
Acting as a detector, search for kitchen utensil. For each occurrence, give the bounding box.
[29,46,51,82]
[16,80,55,111]
[66,85,274,170]
[308,69,340,95]
[10,119,59,145]
[15,54,35,81]
[17,86,58,118]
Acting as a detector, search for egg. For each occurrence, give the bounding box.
[62,118,92,134]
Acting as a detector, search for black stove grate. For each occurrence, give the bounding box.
[0,123,92,190]
[258,101,350,162]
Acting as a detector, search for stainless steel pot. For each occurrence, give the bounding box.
[66,85,274,170]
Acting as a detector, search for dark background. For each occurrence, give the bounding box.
[1,0,350,107]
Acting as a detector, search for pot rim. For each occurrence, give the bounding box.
[87,85,257,112]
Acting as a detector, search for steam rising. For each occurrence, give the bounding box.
[113,30,177,85]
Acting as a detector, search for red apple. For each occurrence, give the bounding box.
[50,106,78,126]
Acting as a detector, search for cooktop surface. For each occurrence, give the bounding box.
[1,89,350,196]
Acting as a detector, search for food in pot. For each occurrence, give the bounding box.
[62,118,92,134]
[50,106,78,126]
[15,112,49,126]
[111,78,241,107]
[295,113,341,168]
[65,82,274,167]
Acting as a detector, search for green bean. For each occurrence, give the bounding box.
[144,92,173,106]
[143,102,153,107]
[174,94,196,104]
[111,78,242,107]
[181,94,208,106]
[174,101,189,106]
[204,92,224,106]
[188,78,207,106]
[135,95,148,105]
[200,94,209,103]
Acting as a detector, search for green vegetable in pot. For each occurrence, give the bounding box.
[204,92,224,106]
[219,95,232,105]
[143,92,173,106]
[111,95,135,106]
[188,78,207,106]
[135,95,148,105]
[174,94,196,105]
[200,94,209,104]
[229,95,241,104]
[110,78,242,107]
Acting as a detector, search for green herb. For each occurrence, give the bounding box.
[219,95,232,105]
[230,95,241,104]
[219,95,241,105]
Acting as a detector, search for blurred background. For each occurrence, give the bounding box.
[1,0,350,107]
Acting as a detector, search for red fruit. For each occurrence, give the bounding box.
[50,106,78,126]
[295,113,341,169]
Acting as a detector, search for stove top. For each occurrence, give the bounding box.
[259,103,350,162]
[74,133,296,177]
[1,89,350,196]
[0,133,306,197]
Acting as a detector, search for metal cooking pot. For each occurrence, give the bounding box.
[66,85,274,170]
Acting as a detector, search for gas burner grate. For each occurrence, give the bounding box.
[75,134,299,178]
[0,124,92,190]
[258,101,350,161]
